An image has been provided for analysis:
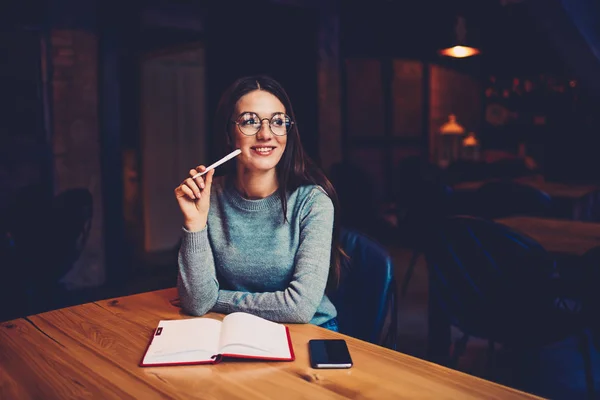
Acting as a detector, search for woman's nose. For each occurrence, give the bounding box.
[255,120,273,140]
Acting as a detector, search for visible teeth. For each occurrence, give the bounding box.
[255,147,273,152]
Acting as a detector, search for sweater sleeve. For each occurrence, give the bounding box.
[176,226,220,316]
[210,188,334,323]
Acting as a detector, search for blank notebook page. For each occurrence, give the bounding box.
[143,318,222,364]
[218,312,291,359]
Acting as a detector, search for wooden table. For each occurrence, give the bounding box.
[454,177,598,199]
[0,288,541,399]
[454,178,600,221]
[497,216,600,256]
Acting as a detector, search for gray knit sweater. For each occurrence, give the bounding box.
[177,176,337,326]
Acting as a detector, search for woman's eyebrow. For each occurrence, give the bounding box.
[238,111,286,117]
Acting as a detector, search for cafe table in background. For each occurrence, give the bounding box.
[455,176,600,221]
[496,216,600,256]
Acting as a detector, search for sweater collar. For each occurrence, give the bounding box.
[225,177,282,211]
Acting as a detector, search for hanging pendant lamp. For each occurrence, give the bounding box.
[439,16,480,58]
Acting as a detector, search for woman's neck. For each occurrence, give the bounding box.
[234,170,279,200]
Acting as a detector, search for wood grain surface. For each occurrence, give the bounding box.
[0,288,543,399]
[497,216,600,256]
[455,177,599,200]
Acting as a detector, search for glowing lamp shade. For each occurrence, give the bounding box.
[439,16,480,58]
[438,45,480,58]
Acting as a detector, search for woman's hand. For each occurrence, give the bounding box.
[174,166,215,232]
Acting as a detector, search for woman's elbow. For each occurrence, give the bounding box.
[177,283,218,316]
[181,295,217,316]
[285,302,317,324]
[293,313,313,324]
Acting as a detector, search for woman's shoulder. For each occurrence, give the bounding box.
[293,183,328,197]
[291,184,333,208]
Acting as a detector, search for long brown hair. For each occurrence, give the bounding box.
[213,75,345,291]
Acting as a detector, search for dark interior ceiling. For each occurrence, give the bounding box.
[341,0,567,77]
[0,0,569,78]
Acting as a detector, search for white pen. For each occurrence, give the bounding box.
[191,149,242,179]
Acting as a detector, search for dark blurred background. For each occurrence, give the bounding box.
[1,0,600,396]
[1,0,599,341]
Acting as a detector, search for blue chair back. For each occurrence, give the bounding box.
[329,228,396,347]
[48,188,93,280]
[579,246,600,321]
[475,180,552,219]
[426,215,560,343]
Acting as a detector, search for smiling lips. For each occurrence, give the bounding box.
[251,146,276,156]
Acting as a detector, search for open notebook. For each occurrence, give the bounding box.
[140,312,295,366]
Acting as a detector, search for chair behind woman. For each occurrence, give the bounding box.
[2,185,53,316]
[425,215,594,397]
[329,228,397,349]
[49,188,93,281]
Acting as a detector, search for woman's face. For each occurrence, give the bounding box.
[232,90,288,173]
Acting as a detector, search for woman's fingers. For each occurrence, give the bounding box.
[204,168,215,189]
[180,184,196,200]
[183,177,201,198]
[174,165,211,202]
[191,166,207,189]
[174,182,197,200]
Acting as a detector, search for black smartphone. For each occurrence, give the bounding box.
[308,339,353,369]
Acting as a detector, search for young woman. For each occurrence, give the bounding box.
[174,75,344,331]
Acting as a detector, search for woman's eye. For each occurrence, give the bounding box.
[272,118,284,126]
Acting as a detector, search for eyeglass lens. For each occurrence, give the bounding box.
[236,112,291,136]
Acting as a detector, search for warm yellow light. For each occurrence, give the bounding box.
[438,45,480,58]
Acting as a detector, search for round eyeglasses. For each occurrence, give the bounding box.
[233,112,293,136]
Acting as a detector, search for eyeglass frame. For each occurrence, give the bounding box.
[231,112,294,136]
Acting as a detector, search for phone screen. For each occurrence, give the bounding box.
[308,339,353,369]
